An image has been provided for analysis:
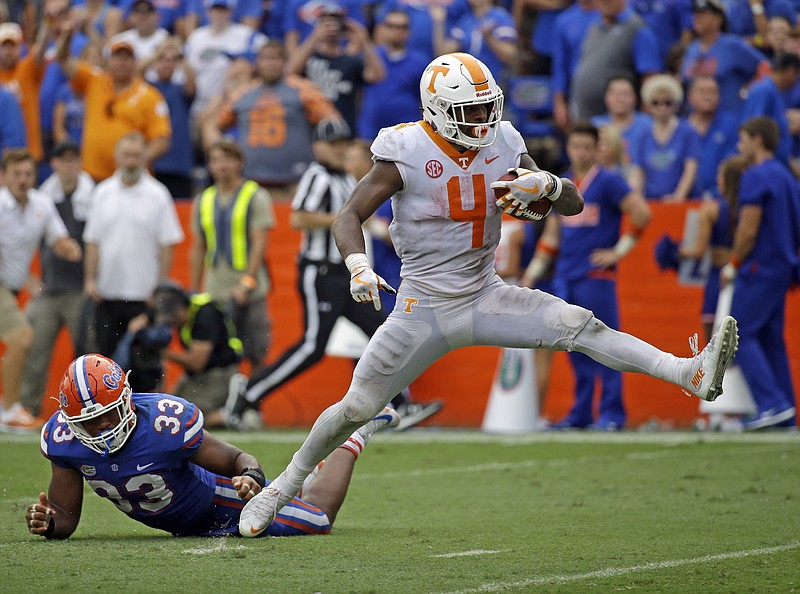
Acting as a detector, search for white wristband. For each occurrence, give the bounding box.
[544,173,563,202]
[344,253,370,275]
[613,234,638,258]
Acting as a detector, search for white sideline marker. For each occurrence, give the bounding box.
[432,549,509,559]
[440,541,800,594]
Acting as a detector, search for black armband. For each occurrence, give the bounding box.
[240,467,266,488]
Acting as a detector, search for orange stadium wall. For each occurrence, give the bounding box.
[8,201,800,428]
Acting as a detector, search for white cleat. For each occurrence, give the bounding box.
[239,484,292,538]
[683,315,739,402]
[372,407,401,430]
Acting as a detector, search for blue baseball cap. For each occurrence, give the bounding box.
[205,0,237,10]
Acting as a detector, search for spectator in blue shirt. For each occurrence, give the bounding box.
[52,43,103,149]
[188,0,263,30]
[726,0,796,43]
[436,0,517,81]
[283,0,370,53]
[551,0,600,130]
[591,74,652,176]
[739,52,800,163]
[680,0,768,115]
[376,0,469,60]
[0,87,27,154]
[525,1,571,75]
[686,75,738,197]
[629,74,701,201]
[631,0,694,64]
[118,0,193,37]
[358,8,428,141]
[151,36,196,199]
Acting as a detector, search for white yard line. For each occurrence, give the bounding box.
[432,549,509,559]
[351,443,793,481]
[2,430,798,446]
[438,541,800,594]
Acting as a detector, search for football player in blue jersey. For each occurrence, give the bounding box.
[25,354,398,539]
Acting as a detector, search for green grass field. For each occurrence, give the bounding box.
[1,430,799,593]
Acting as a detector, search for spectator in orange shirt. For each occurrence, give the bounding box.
[55,23,171,181]
[0,21,52,161]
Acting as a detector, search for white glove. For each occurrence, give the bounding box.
[344,253,396,311]
[490,168,563,210]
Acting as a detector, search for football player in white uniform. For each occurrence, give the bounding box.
[240,52,740,536]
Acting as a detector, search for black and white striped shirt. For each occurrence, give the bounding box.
[291,162,356,264]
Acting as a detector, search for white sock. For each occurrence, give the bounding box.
[572,318,692,388]
[339,433,367,459]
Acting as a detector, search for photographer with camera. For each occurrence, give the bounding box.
[151,280,246,428]
[284,5,385,133]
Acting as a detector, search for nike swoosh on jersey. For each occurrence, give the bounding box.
[136,463,155,471]
[485,155,500,164]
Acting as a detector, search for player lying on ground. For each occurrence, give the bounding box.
[238,52,740,537]
[25,354,398,539]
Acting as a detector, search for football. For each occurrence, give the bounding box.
[493,171,553,222]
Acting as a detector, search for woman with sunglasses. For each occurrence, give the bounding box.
[628,74,701,202]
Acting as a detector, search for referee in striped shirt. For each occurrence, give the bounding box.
[228,119,390,424]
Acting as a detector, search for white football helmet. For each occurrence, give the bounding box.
[58,354,136,456]
[420,52,504,150]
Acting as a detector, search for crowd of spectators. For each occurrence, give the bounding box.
[1,0,799,432]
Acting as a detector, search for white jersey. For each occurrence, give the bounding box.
[371,120,525,297]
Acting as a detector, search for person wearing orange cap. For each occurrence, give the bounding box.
[54,21,171,181]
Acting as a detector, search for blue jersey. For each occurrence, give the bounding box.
[152,80,193,178]
[556,166,630,281]
[530,8,564,58]
[357,46,429,141]
[41,393,330,537]
[680,34,766,114]
[738,158,800,275]
[591,111,652,157]
[189,0,262,26]
[448,7,517,80]
[630,118,701,199]
[727,0,797,37]
[376,0,468,60]
[54,83,84,146]
[739,77,791,163]
[551,4,600,96]
[710,193,733,249]
[120,0,191,33]
[0,88,26,152]
[691,111,738,197]
[631,0,693,63]
[371,200,401,312]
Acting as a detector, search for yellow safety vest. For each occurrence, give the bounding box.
[180,293,243,356]
[199,180,260,271]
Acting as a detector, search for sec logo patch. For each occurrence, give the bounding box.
[425,160,443,178]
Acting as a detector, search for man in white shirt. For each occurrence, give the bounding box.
[19,141,95,419]
[108,0,169,66]
[0,149,81,433]
[83,132,184,357]
[184,0,267,121]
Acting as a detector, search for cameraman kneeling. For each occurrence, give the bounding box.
[153,281,244,428]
